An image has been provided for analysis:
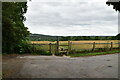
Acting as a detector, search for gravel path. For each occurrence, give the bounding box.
[3,53,118,78]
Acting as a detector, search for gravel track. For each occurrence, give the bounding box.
[2,53,118,78]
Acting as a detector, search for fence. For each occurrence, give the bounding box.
[30,41,120,55]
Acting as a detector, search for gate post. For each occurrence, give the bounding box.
[110,42,113,50]
[56,36,59,54]
[92,42,95,51]
[68,41,71,54]
[119,41,120,49]
[49,43,52,53]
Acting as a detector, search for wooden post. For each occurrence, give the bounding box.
[54,43,56,55]
[110,42,113,50]
[49,43,52,53]
[56,36,59,54]
[68,41,71,54]
[119,41,120,49]
[70,42,72,51]
[92,42,95,51]
[33,43,35,52]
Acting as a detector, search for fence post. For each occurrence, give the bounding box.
[68,41,71,54]
[56,36,59,54]
[49,43,52,53]
[119,41,120,49]
[70,42,72,51]
[110,42,113,50]
[92,42,95,51]
[33,43,35,53]
[54,43,56,55]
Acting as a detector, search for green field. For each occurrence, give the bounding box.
[31,40,118,52]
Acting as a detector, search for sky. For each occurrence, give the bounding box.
[24,0,118,36]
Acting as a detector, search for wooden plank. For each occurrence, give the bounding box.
[29,43,119,45]
[59,45,69,46]
[71,43,119,45]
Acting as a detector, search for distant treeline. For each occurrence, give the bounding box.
[29,33,120,41]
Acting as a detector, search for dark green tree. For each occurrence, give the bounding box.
[60,36,71,41]
[2,2,30,53]
[106,1,120,12]
[116,33,120,40]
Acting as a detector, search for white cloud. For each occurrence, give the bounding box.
[24,0,118,36]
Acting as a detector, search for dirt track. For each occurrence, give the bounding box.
[3,54,118,78]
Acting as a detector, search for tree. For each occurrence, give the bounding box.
[2,2,30,53]
[60,36,71,41]
[116,33,120,40]
[106,1,120,12]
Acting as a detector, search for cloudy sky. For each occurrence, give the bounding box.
[24,0,118,36]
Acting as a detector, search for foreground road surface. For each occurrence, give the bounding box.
[3,54,118,78]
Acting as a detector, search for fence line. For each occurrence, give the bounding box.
[71,43,119,45]
[30,43,119,45]
[30,42,120,54]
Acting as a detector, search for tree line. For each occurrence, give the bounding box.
[30,34,120,41]
[60,36,119,41]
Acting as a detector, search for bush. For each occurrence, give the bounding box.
[14,41,32,54]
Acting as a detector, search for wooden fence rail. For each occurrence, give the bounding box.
[30,42,120,54]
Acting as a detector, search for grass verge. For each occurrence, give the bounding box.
[67,50,120,57]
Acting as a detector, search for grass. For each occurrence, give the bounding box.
[31,40,119,44]
[67,50,120,57]
[30,40,120,56]
[31,40,119,51]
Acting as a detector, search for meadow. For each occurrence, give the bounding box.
[31,40,119,54]
[31,40,119,44]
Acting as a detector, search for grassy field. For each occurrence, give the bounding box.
[31,40,119,51]
[30,40,120,56]
[31,40,119,44]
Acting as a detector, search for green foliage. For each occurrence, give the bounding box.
[31,48,52,55]
[2,2,30,54]
[30,34,116,41]
[116,33,120,40]
[60,36,115,41]
[106,2,120,12]
[14,41,31,54]
[30,34,58,41]
[60,36,71,41]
